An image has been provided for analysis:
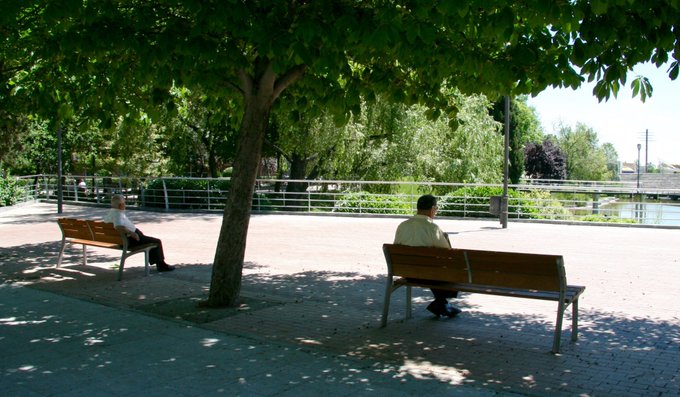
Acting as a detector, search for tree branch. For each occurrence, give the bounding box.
[264,139,292,163]
[272,64,307,100]
[237,68,252,102]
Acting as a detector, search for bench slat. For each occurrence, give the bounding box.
[88,221,125,245]
[464,250,563,291]
[386,245,469,283]
[395,278,585,302]
[58,218,93,240]
[68,238,121,250]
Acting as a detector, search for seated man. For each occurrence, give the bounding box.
[104,194,175,272]
[393,194,461,318]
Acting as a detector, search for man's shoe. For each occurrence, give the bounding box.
[157,263,175,272]
[426,301,446,317]
[442,303,462,318]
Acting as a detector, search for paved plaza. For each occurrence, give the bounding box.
[1,202,679,396]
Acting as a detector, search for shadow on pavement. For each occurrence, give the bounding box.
[2,239,679,396]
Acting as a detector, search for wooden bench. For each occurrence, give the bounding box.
[57,218,158,281]
[381,243,586,353]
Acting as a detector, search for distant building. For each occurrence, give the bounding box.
[658,163,680,174]
[620,162,636,174]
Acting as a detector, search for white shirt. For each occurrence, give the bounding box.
[104,209,136,233]
[394,214,451,248]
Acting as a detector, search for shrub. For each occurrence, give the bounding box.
[577,214,637,224]
[142,178,231,210]
[334,191,412,215]
[437,186,570,219]
[0,172,26,207]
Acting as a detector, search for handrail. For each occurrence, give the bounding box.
[9,174,680,227]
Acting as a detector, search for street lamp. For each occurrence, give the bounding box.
[636,143,642,189]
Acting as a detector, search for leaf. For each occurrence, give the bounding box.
[631,77,641,97]
[456,4,469,18]
[630,76,652,102]
[590,0,608,15]
[668,61,679,80]
[572,39,586,65]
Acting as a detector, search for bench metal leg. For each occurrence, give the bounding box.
[117,256,126,281]
[144,250,150,276]
[552,301,566,354]
[58,242,88,268]
[118,247,154,281]
[381,278,394,327]
[57,239,66,268]
[405,286,412,320]
[571,299,579,341]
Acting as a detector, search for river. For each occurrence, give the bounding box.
[600,200,680,226]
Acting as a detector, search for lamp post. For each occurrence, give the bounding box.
[636,143,642,189]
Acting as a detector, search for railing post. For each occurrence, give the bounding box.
[308,188,311,212]
[207,180,211,210]
[592,191,600,215]
[94,178,100,203]
[463,189,468,218]
[140,179,145,208]
[162,178,169,210]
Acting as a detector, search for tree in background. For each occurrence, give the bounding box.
[328,92,502,186]
[332,96,410,183]
[267,102,342,197]
[557,123,612,180]
[432,92,503,184]
[524,140,567,180]
[601,142,620,179]
[161,88,240,177]
[490,96,543,184]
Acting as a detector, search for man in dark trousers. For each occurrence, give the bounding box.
[104,194,175,272]
[394,194,461,317]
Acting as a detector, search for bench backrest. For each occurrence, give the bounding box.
[58,218,125,247]
[87,220,124,246]
[383,244,469,283]
[463,249,564,291]
[383,244,566,292]
[58,218,92,240]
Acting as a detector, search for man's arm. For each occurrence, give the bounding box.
[114,225,139,241]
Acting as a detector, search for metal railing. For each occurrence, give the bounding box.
[8,174,680,226]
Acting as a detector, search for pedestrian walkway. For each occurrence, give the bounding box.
[1,203,679,396]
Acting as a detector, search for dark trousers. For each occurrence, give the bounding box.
[431,288,458,302]
[129,228,165,266]
[411,278,458,303]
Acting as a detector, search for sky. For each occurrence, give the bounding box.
[526,62,680,166]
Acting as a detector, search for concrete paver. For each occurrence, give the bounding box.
[1,202,679,396]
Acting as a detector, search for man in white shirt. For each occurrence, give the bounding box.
[104,194,175,272]
[394,194,461,317]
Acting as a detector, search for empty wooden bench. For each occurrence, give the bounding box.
[382,243,586,353]
[57,218,157,281]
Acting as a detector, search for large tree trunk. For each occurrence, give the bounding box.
[206,62,306,307]
[207,95,269,306]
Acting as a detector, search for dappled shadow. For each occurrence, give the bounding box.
[0,240,137,282]
[2,284,438,396]
[3,240,679,396]
[230,270,680,396]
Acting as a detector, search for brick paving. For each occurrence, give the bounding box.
[1,202,679,396]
